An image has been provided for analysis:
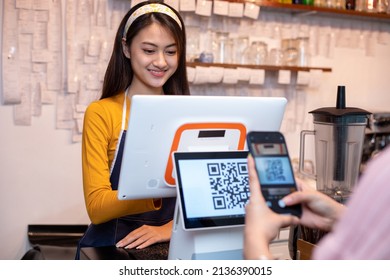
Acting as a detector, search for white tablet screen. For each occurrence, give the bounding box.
[173,151,249,230]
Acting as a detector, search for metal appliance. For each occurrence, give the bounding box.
[361,112,390,172]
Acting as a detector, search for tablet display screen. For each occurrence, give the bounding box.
[173,151,249,230]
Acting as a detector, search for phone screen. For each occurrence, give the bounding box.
[247,131,302,217]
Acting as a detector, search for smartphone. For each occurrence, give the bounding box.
[247,131,302,217]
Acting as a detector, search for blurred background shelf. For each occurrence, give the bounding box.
[230,0,390,22]
[187,61,332,72]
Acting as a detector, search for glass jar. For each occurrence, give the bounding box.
[282,38,298,66]
[283,47,299,66]
[296,37,310,67]
[268,48,284,66]
[281,37,310,67]
[186,26,200,62]
[214,32,232,64]
[232,36,249,64]
[243,41,268,65]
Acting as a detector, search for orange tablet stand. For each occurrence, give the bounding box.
[164,122,247,186]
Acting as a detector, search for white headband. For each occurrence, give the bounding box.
[123,3,182,38]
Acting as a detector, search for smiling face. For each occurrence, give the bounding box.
[122,22,179,95]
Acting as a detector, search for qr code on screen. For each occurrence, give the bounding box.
[208,162,249,210]
[264,158,286,182]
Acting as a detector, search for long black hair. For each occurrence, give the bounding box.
[100,0,189,99]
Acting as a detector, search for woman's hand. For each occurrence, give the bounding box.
[282,180,345,232]
[244,154,346,259]
[244,155,299,260]
[116,220,173,249]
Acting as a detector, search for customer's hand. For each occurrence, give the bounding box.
[281,180,345,232]
[116,220,173,249]
[244,155,299,260]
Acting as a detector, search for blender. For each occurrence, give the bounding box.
[299,85,371,203]
[292,86,371,256]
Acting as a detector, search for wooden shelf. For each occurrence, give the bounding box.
[185,0,390,73]
[187,61,332,72]
[254,1,390,22]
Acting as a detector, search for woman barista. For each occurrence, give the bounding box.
[76,1,189,259]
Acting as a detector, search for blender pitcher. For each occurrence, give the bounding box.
[299,86,371,202]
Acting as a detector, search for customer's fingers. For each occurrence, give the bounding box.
[247,154,264,202]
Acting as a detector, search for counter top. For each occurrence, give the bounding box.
[80,242,170,260]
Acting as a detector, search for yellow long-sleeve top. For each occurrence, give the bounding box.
[82,92,158,224]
